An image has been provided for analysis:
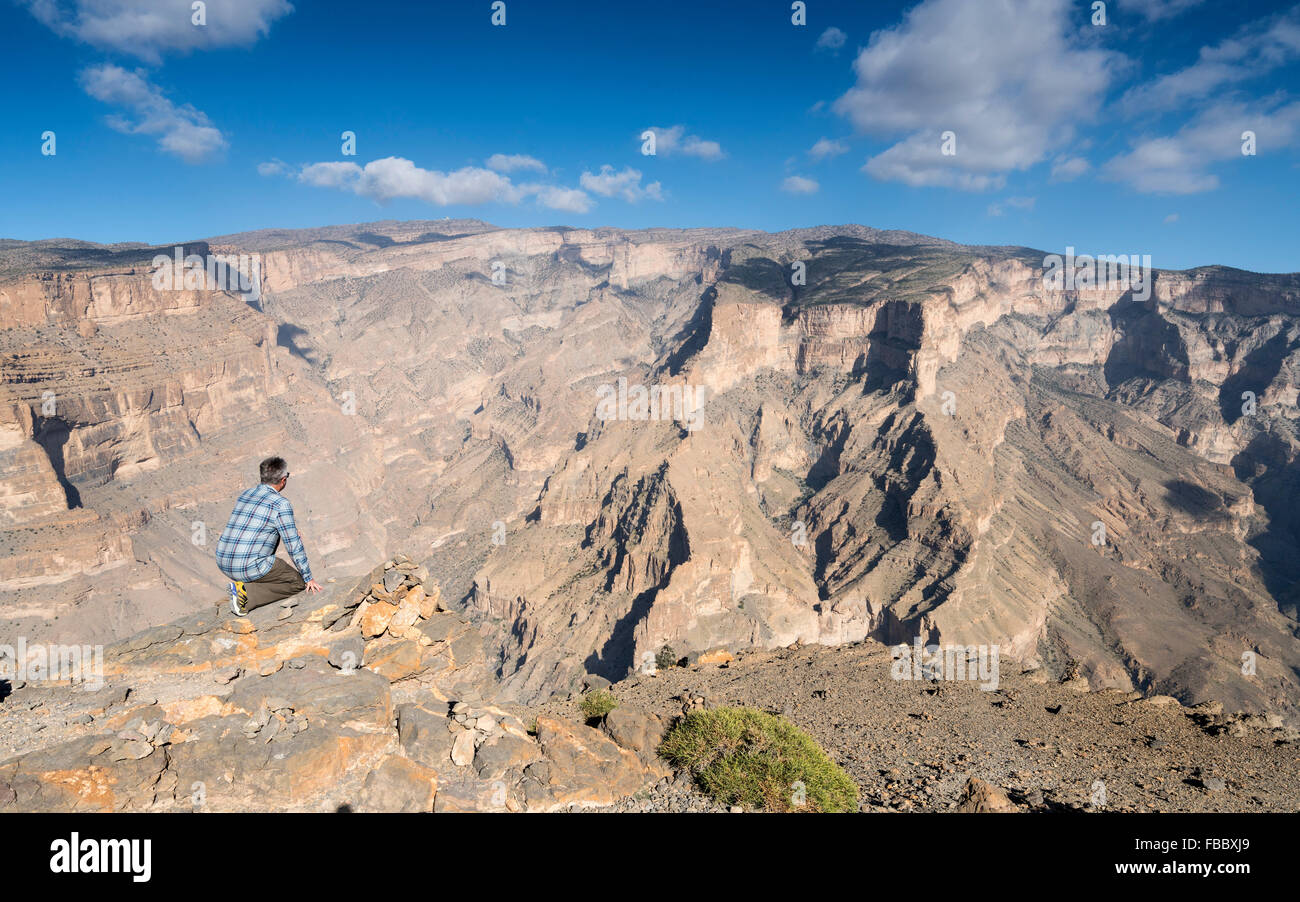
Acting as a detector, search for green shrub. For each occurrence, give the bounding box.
[579,689,618,721]
[656,645,678,670]
[658,706,859,812]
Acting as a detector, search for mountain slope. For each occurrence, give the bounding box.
[2,220,1298,723]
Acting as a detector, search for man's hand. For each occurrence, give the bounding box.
[305,579,323,594]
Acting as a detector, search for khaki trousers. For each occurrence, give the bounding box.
[244,557,306,611]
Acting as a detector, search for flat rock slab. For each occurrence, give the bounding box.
[397,704,455,769]
[357,755,439,812]
[229,657,391,730]
[0,563,679,813]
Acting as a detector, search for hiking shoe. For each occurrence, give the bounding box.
[228,581,248,617]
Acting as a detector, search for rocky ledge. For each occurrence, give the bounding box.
[5,552,1297,813]
[557,642,1300,813]
[0,554,668,812]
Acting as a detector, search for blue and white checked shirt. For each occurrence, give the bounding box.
[215,483,313,583]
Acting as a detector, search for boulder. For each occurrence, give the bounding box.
[582,674,612,693]
[327,636,365,672]
[387,596,424,640]
[403,584,427,615]
[1142,695,1185,709]
[534,715,651,806]
[956,777,1017,813]
[474,732,542,780]
[450,730,477,767]
[600,706,668,764]
[397,705,454,769]
[433,778,508,812]
[412,585,439,619]
[356,756,438,812]
[358,601,396,639]
[362,639,424,683]
[418,613,465,646]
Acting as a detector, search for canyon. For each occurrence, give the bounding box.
[2,220,1298,726]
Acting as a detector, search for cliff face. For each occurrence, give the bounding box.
[0,260,387,640]
[2,221,1299,724]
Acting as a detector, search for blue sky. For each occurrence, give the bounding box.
[1,0,1297,272]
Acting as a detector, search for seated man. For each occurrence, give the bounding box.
[216,456,322,615]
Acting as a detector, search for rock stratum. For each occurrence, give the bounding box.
[0,556,670,811]
[2,555,1295,813]
[2,219,1300,732]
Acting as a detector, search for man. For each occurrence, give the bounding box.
[216,456,322,616]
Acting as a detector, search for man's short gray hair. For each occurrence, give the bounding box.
[259,456,289,484]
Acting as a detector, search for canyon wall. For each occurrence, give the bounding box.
[2,222,1298,724]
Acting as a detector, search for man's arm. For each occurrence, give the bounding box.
[273,502,315,584]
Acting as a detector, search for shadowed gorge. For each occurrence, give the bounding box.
[2,219,1299,730]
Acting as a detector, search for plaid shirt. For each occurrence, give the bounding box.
[215,483,313,583]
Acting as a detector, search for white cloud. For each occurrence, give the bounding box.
[533,185,592,214]
[298,161,363,190]
[1049,155,1090,182]
[257,158,288,177]
[80,64,226,162]
[294,156,595,212]
[1164,213,1180,223]
[808,137,849,160]
[580,165,663,202]
[1121,8,1300,113]
[781,175,819,194]
[815,26,847,51]
[25,0,293,63]
[352,157,523,205]
[1105,138,1221,194]
[486,153,547,174]
[642,125,725,160]
[862,135,1005,190]
[297,157,520,205]
[833,0,1121,191]
[1105,9,1300,194]
[1103,98,1300,194]
[988,195,1035,216]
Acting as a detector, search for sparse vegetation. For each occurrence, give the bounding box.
[656,645,678,670]
[658,706,859,812]
[579,689,618,722]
